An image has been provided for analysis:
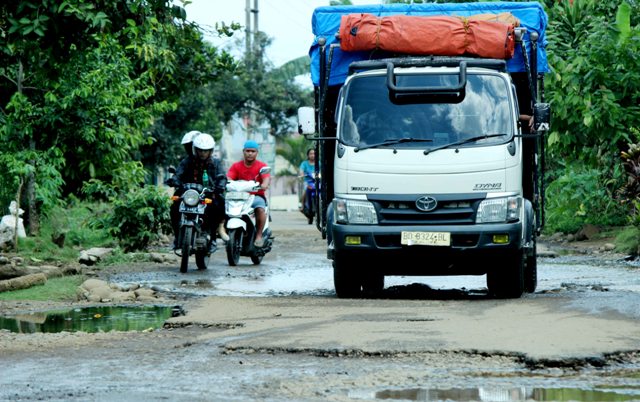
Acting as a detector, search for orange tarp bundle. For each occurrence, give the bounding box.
[339,13,517,60]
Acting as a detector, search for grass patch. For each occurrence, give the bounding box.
[0,275,85,302]
[100,249,154,266]
[10,202,115,264]
[615,227,640,255]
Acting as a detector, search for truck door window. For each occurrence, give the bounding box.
[339,73,513,148]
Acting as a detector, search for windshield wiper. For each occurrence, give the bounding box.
[423,133,509,155]
[355,137,433,152]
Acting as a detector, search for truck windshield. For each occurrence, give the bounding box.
[339,73,513,149]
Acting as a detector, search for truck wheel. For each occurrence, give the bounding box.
[487,251,524,299]
[524,239,537,293]
[180,226,192,274]
[333,255,362,298]
[362,273,384,298]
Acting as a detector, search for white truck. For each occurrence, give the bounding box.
[298,2,551,298]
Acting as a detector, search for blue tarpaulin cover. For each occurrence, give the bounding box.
[309,2,548,86]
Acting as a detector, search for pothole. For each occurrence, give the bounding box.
[0,305,183,333]
[355,386,640,401]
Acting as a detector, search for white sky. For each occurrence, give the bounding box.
[183,0,380,68]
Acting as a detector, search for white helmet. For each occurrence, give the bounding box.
[181,130,200,145]
[192,133,215,155]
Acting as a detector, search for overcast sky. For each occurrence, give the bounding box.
[183,0,380,68]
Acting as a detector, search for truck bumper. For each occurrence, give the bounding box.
[329,222,523,276]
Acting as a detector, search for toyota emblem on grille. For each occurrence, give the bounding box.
[416,196,437,212]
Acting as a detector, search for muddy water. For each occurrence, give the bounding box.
[0,305,177,333]
[107,251,640,313]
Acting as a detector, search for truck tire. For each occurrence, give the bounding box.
[524,239,537,293]
[487,251,525,298]
[362,273,384,298]
[333,254,363,298]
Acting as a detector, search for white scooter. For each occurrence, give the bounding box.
[224,167,273,266]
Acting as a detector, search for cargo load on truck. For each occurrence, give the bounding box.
[339,14,516,59]
[309,2,548,86]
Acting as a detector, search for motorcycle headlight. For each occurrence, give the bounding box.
[183,189,200,207]
[476,196,521,223]
[334,199,378,224]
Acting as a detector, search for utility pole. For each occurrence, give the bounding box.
[245,0,260,141]
[245,0,260,61]
[253,0,259,55]
[245,0,251,58]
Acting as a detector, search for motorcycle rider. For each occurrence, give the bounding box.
[168,133,226,252]
[298,148,316,215]
[181,130,201,156]
[172,130,229,242]
[227,140,271,248]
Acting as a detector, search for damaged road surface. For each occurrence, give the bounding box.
[1,211,640,401]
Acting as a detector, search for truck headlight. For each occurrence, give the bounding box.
[334,199,378,224]
[476,196,521,223]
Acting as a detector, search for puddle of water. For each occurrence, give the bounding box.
[0,305,181,334]
[352,386,640,401]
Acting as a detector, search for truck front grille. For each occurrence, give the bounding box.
[369,194,484,226]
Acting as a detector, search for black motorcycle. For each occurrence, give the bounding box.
[172,183,215,273]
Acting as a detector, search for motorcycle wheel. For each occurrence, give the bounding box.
[250,253,263,265]
[226,228,242,266]
[180,226,192,273]
[195,249,209,270]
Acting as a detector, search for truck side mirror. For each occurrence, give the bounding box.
[533,103,550,132]
[298,106,316,136]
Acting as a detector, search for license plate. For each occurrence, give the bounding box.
[401,231,451,246]
[179,205,203,214]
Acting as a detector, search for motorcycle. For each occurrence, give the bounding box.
[301,173,317,225]
[171,182,217,273]
[224,167,273,266]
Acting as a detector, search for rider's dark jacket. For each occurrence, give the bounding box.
[169,155,226,195]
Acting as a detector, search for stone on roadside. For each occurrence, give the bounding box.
[575,224,600,241]
[110,291,136,303]
[150,253,165,263]
[80,279,109,291]
[78,247,114,265]
[134,288,156,298]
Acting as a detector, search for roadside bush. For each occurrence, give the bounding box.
[544,163,627,234]
[83,161,171,252]
[614,226,640,255]
[103,185,171,252]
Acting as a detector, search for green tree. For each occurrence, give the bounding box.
[276,136,312,176]
[0,0,236,235]
[546,0,640,165]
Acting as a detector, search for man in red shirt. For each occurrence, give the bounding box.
[227,140,272,247]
